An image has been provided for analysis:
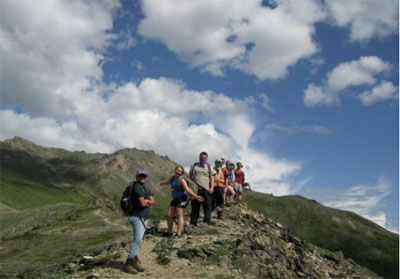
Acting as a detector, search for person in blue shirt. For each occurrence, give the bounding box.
[160,165,204,237]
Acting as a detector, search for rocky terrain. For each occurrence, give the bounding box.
[15,203,379,279]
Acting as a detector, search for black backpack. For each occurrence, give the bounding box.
[120,182,135,215]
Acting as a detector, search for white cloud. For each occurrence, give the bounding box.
[0,0,307,197]
[265,124,332,135]
[0,0,119,117]
[131,60,145,71]
[240,148,302,195]
[325,0,399,41]
[303,56,395,107]
[326,56,391,92]
[138,0,325,80]
[303,83,339,107]
[114,30,136,51]
[360,81,398,106]
[323,177,392,229]
[259,94,275,112]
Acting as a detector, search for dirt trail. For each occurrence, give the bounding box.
[67,205,245,279]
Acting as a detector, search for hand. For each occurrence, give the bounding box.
[196,196,204,202]
[208,188,214,194]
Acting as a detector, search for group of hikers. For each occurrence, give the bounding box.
[121,151,246,274]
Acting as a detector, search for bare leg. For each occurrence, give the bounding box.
[167,206,176,233]
[176,207,185,235]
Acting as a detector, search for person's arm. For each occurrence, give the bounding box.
[160,176,172,186]
[146,195,155,206]
[180,179,204,202]
[209,175,214,194]
[223,175,228,193]
[138,197,149,207]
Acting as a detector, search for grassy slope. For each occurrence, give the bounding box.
[0,138,174,275]
[245,190,399,279]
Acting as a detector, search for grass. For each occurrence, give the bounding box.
[0,168,86,210]
[0,204,127,275]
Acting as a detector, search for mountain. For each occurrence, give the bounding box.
[244,192,398,279]
[0,137,397,278]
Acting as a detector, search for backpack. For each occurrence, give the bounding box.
[120,182,135,215]
[181,176,198,200]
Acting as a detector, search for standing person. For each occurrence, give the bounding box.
[189,151,216,226]
[124,168,154,274]
[213,159,226,219]
[224,161,236,206]
[234,162,245,202]
[160,166,204,237]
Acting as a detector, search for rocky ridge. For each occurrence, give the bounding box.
[38,203,379,279]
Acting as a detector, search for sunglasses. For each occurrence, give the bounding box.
[137,174,148,178]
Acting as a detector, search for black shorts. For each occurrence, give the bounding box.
[170,195,188,208]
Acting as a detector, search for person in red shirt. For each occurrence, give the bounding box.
[234,162,245,202]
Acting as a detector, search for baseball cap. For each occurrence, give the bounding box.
[136,168,148,176]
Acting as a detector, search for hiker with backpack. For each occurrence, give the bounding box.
[223,161,236,206]
[121,168,154,274]
[234,162,245,202]
[189,151,216,226]
[213,158,226,219]
[160,165,204,237]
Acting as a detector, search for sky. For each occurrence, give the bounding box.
[0,0,398,232]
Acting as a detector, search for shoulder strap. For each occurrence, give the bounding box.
[128,181,135,197]
[192,162,212,180]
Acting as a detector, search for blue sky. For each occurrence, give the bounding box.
[0,0,398,232]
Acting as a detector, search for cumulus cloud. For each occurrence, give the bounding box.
[0,0,307,197]
[326,56,392,91]
[323,177,392,229]
[138,0,325,80]
[325,0,399,41]
[0,79,302,195]
[360,81,398,106]
[0,0,120,117]
[303,56,396,107]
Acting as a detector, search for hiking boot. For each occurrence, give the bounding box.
[124,258,138,274]
[132,256,145,272]
[162,231,174,237]
[217,210,223,220]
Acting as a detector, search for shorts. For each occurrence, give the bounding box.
[170,195,188,208]
[214,187,224,206]
[234,183,243,194]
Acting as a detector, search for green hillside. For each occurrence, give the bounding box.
[0,137,173,276]
[245,190,399,279]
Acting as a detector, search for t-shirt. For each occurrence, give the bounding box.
[130,182,153,219]
[190,163,216,190]
[234,169,245,184]
[227,170,235,185]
